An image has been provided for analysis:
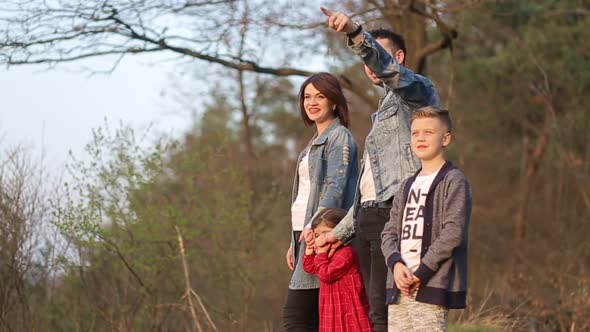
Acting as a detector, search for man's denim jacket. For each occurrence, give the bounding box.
[289,118,359,289]
[332,31,441,243]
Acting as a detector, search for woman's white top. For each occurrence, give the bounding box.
[291,150,311,231]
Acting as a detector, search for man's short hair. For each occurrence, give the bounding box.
[368,28,407,55]
[410,106,452,133]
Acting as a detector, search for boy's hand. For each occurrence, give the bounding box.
[285,246,294,271]
[393,262,414,296]
[320,7,357,34]
[409,276,421,295]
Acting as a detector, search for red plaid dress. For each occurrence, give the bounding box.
[303,246,373,332]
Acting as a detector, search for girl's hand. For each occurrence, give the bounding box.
[302,228,314,246]
[316,244,329,254]
[315,235,330,254]
[323,232,342,258]
[315,233,327,247]
[286,246,294,271]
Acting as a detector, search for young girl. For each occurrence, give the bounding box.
[303,208,373,332]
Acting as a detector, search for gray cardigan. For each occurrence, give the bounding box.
[381,161,472,308]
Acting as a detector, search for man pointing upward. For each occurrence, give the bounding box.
[320,7,441,331]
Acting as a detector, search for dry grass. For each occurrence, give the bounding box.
[450,291,526,332]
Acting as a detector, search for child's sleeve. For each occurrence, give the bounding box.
[302,253,318,275]
[414,173,472,284]
[381,183,406,272]
[313,248,353,283]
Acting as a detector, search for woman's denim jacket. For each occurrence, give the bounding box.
[332,31,441,243]
[289,118,359,290]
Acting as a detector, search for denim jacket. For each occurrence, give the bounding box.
[332,31,440,243]
[289,118,359,289]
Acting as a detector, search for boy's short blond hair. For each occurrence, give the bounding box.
[410,106,452,133]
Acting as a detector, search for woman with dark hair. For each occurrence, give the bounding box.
[283,72,359,331]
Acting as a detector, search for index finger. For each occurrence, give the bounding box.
[320,7,333,16]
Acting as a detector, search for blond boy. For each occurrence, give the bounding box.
[381,106,472,331]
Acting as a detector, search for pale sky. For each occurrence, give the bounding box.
[1,55,328,180]
[0,55,191,173]
[0,0,338,179]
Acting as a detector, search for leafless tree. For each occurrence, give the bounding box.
[0,0,481,76]
[0,0,315,76]
[0,144,49,331]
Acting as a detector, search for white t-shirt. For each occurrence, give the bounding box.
[291,151,311,231]
[359,152,377,203]
[400,170,439,272]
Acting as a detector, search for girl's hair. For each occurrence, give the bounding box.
[298,72,349,127]
[311,208,347,229]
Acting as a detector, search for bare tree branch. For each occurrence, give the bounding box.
[0,144,48,330]
[175,225,217,332]
[0,0,318,77]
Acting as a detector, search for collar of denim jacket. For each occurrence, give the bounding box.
[311,117,341,146]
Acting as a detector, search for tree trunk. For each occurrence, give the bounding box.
[387,2,427,73]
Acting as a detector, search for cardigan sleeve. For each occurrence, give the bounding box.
[414,172,472,283]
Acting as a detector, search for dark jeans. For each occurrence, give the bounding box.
[355,206,391,332]
[282,288,319,332]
